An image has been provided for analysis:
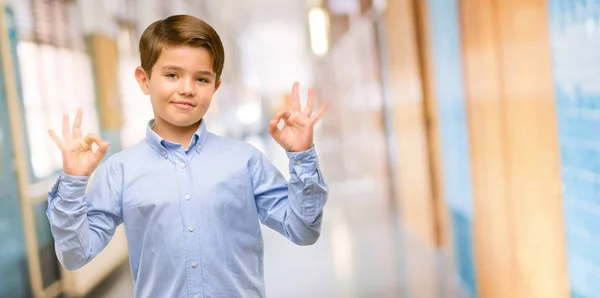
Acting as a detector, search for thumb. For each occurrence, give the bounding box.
[94,141,110,161]
[268,119,280,139]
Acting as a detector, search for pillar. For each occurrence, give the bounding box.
[460,0,569,297]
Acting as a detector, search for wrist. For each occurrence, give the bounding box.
[62,170,91,178]
[286,144,315,154]
[287,144,313,153]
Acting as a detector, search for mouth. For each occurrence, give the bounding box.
[172,101,195,110]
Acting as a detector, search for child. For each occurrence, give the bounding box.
[46,15,328,298]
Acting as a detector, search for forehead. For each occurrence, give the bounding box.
[154,45,214,70]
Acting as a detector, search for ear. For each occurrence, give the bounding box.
[215,79,222,92]
[135,66,150,95]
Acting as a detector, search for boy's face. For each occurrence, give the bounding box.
[135,45,221,128]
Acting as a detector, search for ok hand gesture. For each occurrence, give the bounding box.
[48,108,110,177]
[268,82,327,152]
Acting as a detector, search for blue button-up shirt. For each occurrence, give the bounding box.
[46,119,328,298]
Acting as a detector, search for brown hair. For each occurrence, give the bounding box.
[139,15,225,82]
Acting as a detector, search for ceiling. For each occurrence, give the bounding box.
[203,0,315,97]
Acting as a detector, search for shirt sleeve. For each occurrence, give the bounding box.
[46,158,123,270]
[251,145,329,245]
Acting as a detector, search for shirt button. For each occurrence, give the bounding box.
[295,160,302,166]
[193,295,199,298]
[304,188,313,194]
[188,226,195,232]
[181,163,186,169]
[161,150,167,155]
[191,261,198,268]
[184,194,190,200]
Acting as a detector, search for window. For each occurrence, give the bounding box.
[18,42,98,179]
[12,0,100,181]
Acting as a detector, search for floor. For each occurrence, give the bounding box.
[87,137,469,298]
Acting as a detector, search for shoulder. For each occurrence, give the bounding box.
[204,133,272,172]
[106,142,150,165]
[205,133,262,158]
[95,141,154,177]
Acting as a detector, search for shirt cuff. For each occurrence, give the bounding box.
[286,145,318,176]
[48,172,90,204]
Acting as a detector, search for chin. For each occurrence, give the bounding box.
[161,115,202,127]
[171,119,202,127]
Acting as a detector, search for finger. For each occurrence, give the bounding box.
[291,82,301,112]
[72,107,83,139]
[83,133,103,146]
[81,133,103,151]
[285,112,299,127]
[93,141,110,162]
[268,118,281,137]
[268,119,278,133]
[48,130,65,151]
[273,110,291,123]
[268,118,285,144]
[62,114,71,140]
[310,103,328,124]
[303,88,315,116]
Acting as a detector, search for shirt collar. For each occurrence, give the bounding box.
[145,119,208,158]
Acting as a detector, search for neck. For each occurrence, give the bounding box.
[153,118,201,147]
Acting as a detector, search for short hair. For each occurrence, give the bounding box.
[139,15,225,82]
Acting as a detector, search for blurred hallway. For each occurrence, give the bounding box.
[1,0,599,298]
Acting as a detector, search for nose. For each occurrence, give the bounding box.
[178,78,195,97]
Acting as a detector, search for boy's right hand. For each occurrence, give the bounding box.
[48,108,110,177]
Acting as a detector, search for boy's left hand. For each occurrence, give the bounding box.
[268,82,328,152]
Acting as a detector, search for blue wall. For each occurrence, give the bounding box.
[549,1,600,297]
[427,0,476,296]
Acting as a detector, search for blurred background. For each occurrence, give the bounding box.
[0,0,595,297]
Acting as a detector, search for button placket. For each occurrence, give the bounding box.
[176,153,202,295]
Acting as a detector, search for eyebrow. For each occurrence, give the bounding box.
[161,65,215,77]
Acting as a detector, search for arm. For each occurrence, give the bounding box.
[47,159,123,269]
[45,107,116,270]
[252,146,328,245]
[261,81,329,245]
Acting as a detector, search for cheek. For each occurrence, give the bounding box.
[198,94,214,107]
[149,83,176,100]
[199,86,216,99]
